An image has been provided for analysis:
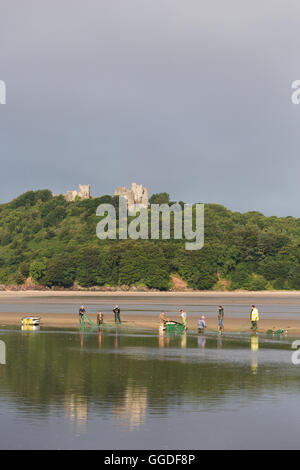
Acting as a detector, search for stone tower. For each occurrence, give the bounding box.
[78,184,90,199]
[65,184,90,202]
[114,183,148,212]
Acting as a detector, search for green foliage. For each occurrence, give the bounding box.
[247,274,269,291]
[174,247,218,290]
[0,189,300,290]
[43,255,76,287]
[10,190,52,209]
[118,242,171,290]
[76,246,108,287]
[149,192,170,205]
[30,260,47,283]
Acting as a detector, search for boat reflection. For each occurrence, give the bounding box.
[21,325,40,332]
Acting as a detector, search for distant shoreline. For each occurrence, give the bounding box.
[1,289,300,300]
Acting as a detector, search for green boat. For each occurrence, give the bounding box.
[165,321,185,334]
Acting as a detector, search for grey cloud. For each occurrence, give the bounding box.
[1,0,300,216]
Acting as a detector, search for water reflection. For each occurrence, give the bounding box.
[21,325,40,332]
[114,330,120,349]
[181,332,187,349]
[113,385,147,430]
[197,335,206,349]
[0,327,296,448]
[250,334,259,375]
[64,394,88,433]
[158,330,170,348]
[98,330,103,348]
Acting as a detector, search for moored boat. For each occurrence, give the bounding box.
[21,317,40,326]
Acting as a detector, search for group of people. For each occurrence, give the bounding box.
[159,309,188,329]
[79,303,260,332]
[78,304,122,325]
[198,305,226,334]
[159,304,260,334]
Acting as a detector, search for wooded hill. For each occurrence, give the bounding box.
[0,189,299,291]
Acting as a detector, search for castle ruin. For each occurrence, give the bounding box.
[65,184,90,202]
[59,182,148,209]
[114,183,148,212]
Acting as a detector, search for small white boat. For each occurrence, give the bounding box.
[21,317,40,326]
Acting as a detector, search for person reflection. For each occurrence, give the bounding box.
[114,330,120,349]
[158,329,170,348]
[98,330,103,348]
[181,331,187,349]
[250,334,259,375]
[197,335,206,349]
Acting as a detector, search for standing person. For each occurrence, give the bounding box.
[180,309,187,329]
[218,305,224,334]
[250,305,259,331]
[97,311,104,325]
[198,315,206,334]
[113,305,121,324]
[79,305,85,322]
[159,312,168,325]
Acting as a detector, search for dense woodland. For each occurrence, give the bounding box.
[0,189,300,291]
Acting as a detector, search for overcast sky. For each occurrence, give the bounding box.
[1,0,300,216]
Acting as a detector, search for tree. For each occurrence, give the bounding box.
[247,274,268,291]
[30,260,47,283]
[43,256,76,287]
[149,193,170,205]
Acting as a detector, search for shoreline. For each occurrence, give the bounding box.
[1,312,300,335]
[0,291,299,335]
[1,289,300,298]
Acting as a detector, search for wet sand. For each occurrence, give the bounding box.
[0,290,299,334]
[1,311,300,335]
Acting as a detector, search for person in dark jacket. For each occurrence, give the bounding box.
[97,311,104,325]
[113,305,121,324]
[218,306,224,333]
[79,305,86,322]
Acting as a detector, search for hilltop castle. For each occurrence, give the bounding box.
[114,183,148,212]
[60,183,148,210]
[64,184,90,202]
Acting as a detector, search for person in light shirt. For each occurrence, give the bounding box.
[198,315,206,334]
[250,305,259,331]
[180,309,187,329]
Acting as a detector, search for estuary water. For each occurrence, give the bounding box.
[0,325,299,449]
[1,293,300,318]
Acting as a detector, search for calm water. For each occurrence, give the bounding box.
[0,323,299,450]
[1,294,300,318]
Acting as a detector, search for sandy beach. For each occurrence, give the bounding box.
[0,290,299,334]
[0,312,300,334]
